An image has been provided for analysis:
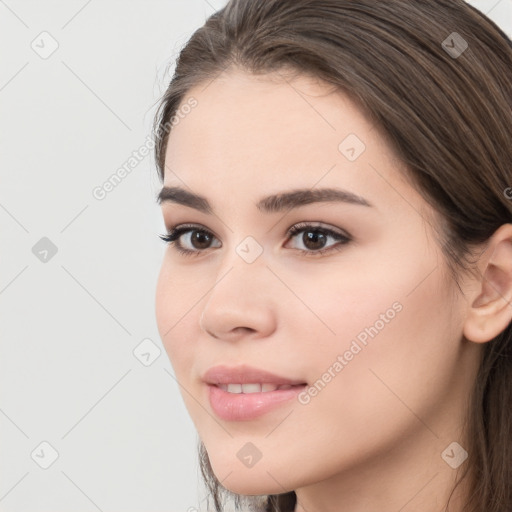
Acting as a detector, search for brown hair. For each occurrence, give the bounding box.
[152,1,512,510]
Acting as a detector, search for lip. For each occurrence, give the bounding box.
[202,364,307,386]
[203,364,307,421]
[207,384,306,421]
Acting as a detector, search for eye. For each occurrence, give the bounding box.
[159,222,351,257]
[284,222,351,256]
[159,223,221,257]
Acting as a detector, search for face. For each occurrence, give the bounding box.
[155,68,480,497]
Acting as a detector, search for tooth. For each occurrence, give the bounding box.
[242,383,262,393]
[220,383,289,393]
[227,383,242,393]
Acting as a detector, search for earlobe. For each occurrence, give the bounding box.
[463,223,512,344]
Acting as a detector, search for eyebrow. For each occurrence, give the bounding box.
[157,186,373,214]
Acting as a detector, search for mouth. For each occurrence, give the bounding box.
[206,382,308,422]
[202,364,308,421]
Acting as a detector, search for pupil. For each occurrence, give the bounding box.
[193,231,211,249]
[304,230,325,250]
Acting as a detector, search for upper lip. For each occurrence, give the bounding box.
[202,364,307,386]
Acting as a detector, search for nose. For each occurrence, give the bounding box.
[199,261,278,343]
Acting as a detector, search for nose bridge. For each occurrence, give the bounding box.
[213,231,268,290]
[199,237,277,340]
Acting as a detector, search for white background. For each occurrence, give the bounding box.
[1,1,511,511]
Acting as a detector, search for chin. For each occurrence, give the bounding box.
[208,455,294,496]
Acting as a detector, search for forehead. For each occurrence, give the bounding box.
[162,68,418,216]
[167,69,370,155]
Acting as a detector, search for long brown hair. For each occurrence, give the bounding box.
[152,1,512,510]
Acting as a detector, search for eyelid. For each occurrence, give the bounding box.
[163,221,349,239]
[287,221,349,237]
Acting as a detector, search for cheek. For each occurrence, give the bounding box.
[155,260,201,371]
[298,260,459,445]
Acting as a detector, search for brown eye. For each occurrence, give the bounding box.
[286,222,351,257]
[159,224,220,257]
[188,230,214,250]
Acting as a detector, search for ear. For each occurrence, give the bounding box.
[463,223,512,343]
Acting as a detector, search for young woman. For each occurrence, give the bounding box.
[152,1,512,511]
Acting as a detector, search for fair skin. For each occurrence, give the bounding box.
[155,68,512,512]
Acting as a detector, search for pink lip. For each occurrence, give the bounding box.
[202,364,306,386]
[207,384,306,421]
[202,364,307,421]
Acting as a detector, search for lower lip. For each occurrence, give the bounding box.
[207,384,307,421]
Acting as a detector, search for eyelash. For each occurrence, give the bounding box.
[159,222,351,258]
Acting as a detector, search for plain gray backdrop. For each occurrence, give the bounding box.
[1,1,511,511]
